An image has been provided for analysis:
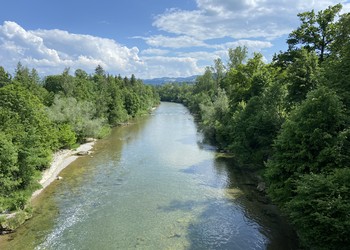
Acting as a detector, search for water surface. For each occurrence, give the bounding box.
[0,102,297,249]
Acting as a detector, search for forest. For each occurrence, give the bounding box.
[0,65,159,220]
[157,4,350,250]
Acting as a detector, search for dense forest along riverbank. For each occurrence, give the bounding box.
[0,102,297,249]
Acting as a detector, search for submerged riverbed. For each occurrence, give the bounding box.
[0,102,297,249]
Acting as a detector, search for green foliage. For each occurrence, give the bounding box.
[224,53,266,106]
[0,133,19,196]
[47,96,107,142]
[323,13,350,111]
[228,95,283,168]
[56,123,77,149]
[0,84,57,211]
[286,169,350,249]
[211,58,226,87]
[104,77,128,125]
[287,4,343,61]
[199,88,229,144]
[193,67,216,98]
[44,69,76,98]
[157,83,193,103]
[284,49,320,110]
[0,66,12,87]
[13,63,50,103]
[266,87,348,205]
[124,89,141,117]
[228,46,248,69]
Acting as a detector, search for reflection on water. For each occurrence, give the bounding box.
[0,102,297,250]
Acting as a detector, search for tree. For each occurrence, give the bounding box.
[323,13,350,111]
[44,75,65,94]
[285,168,350,249]
[224,53,265,106]
[228,46,248,69]
[47,96,107,141]
[193,67,216,98]
[130,74,136,85]
[0,66,12,87]
[0,133,19,196]
[106,77,128,125]
[73,69,94,101]
[199,88,229,144]
[56,123,76,149]
[211,58,226,88]
[13,63,49,102]
[123,90,141,117]
[284,49,320,110]
[287,4,343,61]
[95,64,105,76]
[226,70,284,168]
[330,12,350,54]
[0,84,58,210]
[266,86,349,206]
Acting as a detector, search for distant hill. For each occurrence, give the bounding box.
[143,75,199,85]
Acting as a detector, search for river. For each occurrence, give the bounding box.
[0,102,297,249]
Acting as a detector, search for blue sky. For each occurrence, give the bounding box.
[0,0,349,79]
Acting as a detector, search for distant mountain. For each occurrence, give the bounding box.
[143,75,199,85]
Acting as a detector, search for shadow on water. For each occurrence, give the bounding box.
[178,155,299,250]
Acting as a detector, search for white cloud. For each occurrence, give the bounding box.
[0,21,208,78]
[175,40,273,67]
[140,48,169,55]
[153,0,348,40]
[176,50,221,62]
[214,40,273,51]
[140,56,203,79]
[0,21,143,75]
[140,35,206,48]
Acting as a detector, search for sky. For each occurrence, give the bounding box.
[0,0,349,79]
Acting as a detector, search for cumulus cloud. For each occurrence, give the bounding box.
[140,48,170,56]
[139,35,206,48]
[141,56,203,79]
[176,40,272,63]
[213,39,273,51]
[153,0,348,40]
[0,21,209,78]
[0,21,143,75]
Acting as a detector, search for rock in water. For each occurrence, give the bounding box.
[76,151,90,156]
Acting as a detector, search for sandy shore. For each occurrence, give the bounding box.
[31,141,95,199]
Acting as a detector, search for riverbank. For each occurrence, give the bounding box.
[31,140,95,199]
[0,141,95,235]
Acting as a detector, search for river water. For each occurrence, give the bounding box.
[0,102,297,249]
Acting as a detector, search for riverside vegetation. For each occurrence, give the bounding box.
[157,4,350,250]
[0,65,159,232]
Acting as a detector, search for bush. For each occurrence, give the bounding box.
[286,169,350,249]
[57,123,77,149]
[266,87,348,205]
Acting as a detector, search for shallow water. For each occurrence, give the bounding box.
[0,102,297,249]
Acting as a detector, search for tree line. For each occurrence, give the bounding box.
[157,4,349,249]
[0,64,159,214]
